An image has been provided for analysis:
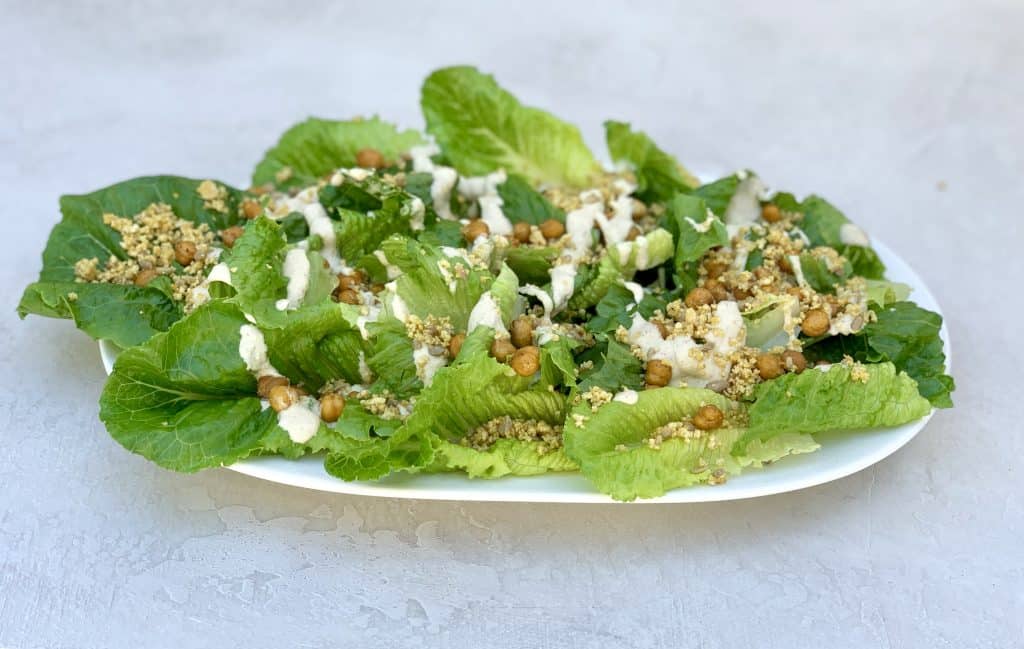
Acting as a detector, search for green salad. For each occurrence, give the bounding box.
[19,66,954,500]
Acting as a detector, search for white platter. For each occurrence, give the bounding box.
[99,239,949,503]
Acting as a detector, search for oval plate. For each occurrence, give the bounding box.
[100,239,948,503]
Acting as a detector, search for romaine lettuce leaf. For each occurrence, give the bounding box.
[604,120,699,202]
[263,302,366,391]
[497,175,566,225]
[662,193,729,288]
[692,175,741,217]
[421,66,600,187]
[432,439,577,478]
[252,117,423,189]
[319,177,425,260]
[577,337,644,392]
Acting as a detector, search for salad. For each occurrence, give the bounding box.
[18,66,954,500]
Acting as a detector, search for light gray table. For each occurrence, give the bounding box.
[2,2,1021,647]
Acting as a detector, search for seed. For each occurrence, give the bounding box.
[174,240,197,266]
[512,222,531,244]
[448,332,466,358]
[490,338,517,363]
[684,287,715,308]
[220,225,245,248]
[510,316,534,348]
[539,218,565,240]
[241,199,262,219]
[510,346,540,377]
[320,393,346,423]
[801,309,831,337]
[133,269,159,286]
[257,375,289,398]
[756,353,784,380]
[355,148,386,169]
[645,359,672,387]
[781,350,807,373]
[762,203,781,223]
[692,404,725,430]
[268,385,300,413]
[463,219,489,243]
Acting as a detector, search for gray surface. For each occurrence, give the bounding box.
[1,1,1021,647]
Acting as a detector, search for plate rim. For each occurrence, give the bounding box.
[98,237,949,503]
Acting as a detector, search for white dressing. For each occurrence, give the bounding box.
[303,203,342,271]
[550,263,578,311]
[412,345,447,386]
[408,196,426,231]
[467,291,509,336]
[612,389,639,405]
[238,324,280,377]
[519,284,554,318]
[278,397,321,444]
[478,194,512,236]
[839,222,870,246]
[276,248,311,311]
[622,281,645,305]
[373,250,402,280]
[789,254,808,287]
[724,174,767,226]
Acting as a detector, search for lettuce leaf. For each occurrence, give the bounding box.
[692,175,741,216]
[263,302,366,391]
[497,175,566,225]
[662,193,729,288]
[421,66,600,187]
[432,439,577,478]
[319,176,425,260]
[252,117,423,189]
[604,120,699,202]
[577,337,644,392]
[323,424,437,481]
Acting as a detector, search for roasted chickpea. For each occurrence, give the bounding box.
[761,203,781,223]
[268,385,300,412]
[655,321,672,339]
[778,255,793,274]
[490,338,517,363]
[337,288,361,305]
[320,393,346,423]
[337,273,363,291]
[756,353,785,380]
[781,349,807,373]
[786,286,804,298]
[704,260,729,279]
[801,308,831,337]
[355,147,386,169]
[626,226,641,241]
[174,240,197,266]
[732,286,753,300]
[539,218,565,240]
[645,359,673,387]
[510,316,534,348]
[257,375,289,399]
[133,269,159,286]
[512,222,531,244]
[247,184,271,196]
[631,199,647,221]
[703,278,729,302]
[241,199,263,219]
[448,332,466,358]
[510,346,541,377]
[692,404,725,430]
[463,219,489,243]
[684,287,715,308]
[220,225,245,248]
[370,282,385,294]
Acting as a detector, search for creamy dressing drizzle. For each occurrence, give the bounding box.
[612,389,639,405]
[276,248,310,311]
[467,291,508,336]
[724,174,766,226]
[373,250,402,280]
[412,345,447,386]
[278,397,321,444]
[302,203,342,271]
[238,324,280,377]
[839,222,870,246]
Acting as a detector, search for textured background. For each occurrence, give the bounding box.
[2,1,1022,647]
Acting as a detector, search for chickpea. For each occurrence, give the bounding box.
[220,225,245,248]
[756,353,785,380]
[248,184,271,196]
[463,219,489,243]
[320,393,346,423]
[762,203,781,223]
[778,255,793,274]
[626,226,641,241]
[781,350,807,373]
[704,260,729,279]
[684,287,715,308]
[703,279,729,302]
[655,321,672,339]
[490,337,517,363]
[801,308,831,337]
[133,268,159,286]
[336,288,361,305]
[268,385,300,412]
[631,199,648,221]
[786,286,804,298]
[510,316,534,348]
[512,222,531,244]
[370,282,385,294]
[510,346,541,377]
[732,286,753,300]
[241,199,263,219]
[692,404,725,431]
[645,359,673,387]
[257,375,289,398]
[174,240,197,266]
[448,332,466,358]
[355,147,386,169]
[337,273,363,291]
[539,218,565,240]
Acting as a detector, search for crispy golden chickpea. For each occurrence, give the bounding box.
[268,385,300,413]
[320,393,346,423]
[337,288,361,305]
[490,338,517,363]
[692,404,725,430]
[247,184,271,196]
[756,353,785,380]
[337,273,363,291]
[781,349,807,373]
[704,260,729,279]
[704,278,729,302]
[241,199,263,219]
[220,225,245,248]
[448,332,466,358]
[631,199,647,221]
[762,203,781,223]
[626,226,641,241]
[463,219,489,243]
[684,287,715,308]
[510,346,541,377]
[539,218,565,240]
[732,285,753,300]
[510,316,534,348]
[133,268,159,286]
[512,222,531,244]
[801,308,831,337]
[355,147,386,169]
[257,375,289,399]
[645,359,673,387]
[174,240,197,266]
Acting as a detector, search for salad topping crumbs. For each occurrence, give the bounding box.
[20,65,952,500]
